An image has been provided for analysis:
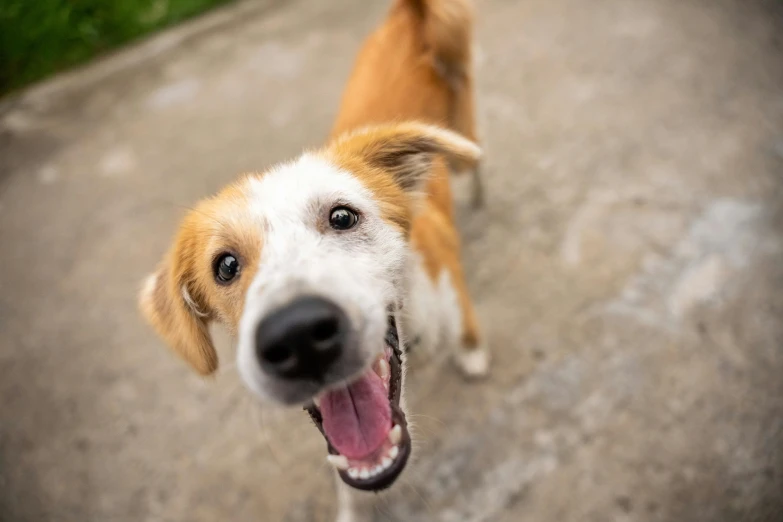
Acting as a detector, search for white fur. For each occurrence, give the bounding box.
[404,257,463,356]
[236,154,410,403]
[181,284,208,317]
[140,273,157,305]
[343,122,481,163]
[455,342,489,377]
[334,471,374,522]
[405,256,488,377]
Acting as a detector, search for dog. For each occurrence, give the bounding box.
[139,0,488,519]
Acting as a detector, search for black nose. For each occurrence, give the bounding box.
[255,296,348,380]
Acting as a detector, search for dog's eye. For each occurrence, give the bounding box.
[215,254,240,283]
[329,207,359,230]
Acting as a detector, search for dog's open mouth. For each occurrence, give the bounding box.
[305,315,411,491]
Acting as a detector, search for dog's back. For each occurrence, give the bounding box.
[331,0,475,138]
[330,0,478,218]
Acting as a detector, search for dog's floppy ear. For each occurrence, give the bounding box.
[138,245,218,376]
[330,121,481,193]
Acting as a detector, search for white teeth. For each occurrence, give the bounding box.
[342,439,403,482]
[327,454,349,470]
[313,396,321,408]
[377,359,390,381]
[389,445,399,460]
[389,425,402,445]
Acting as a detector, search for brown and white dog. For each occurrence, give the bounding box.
[139,0,487,518]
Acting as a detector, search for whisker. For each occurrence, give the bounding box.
[400,477,435,517]
[407,413,447,430]
[406,414,447,439]
[408,423,438,443]
[373,493,395,521]
[223,365,284,469]
[217,377,250,423]
[254,405,284,469]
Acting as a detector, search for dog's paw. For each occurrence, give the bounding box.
[455,345,490,379]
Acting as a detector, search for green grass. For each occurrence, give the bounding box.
[0,0,236,95]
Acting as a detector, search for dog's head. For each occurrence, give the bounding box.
[139,122,480,490]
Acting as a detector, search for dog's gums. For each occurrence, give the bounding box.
[305,315,411,491]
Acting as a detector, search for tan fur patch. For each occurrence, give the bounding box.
[323,122,479,234]
[139,176,269,374]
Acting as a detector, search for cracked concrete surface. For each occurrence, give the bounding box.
[1,0,782,520]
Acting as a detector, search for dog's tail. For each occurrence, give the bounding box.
[405,0,474,85]
[404,0,484,206]
[407,0,483,205]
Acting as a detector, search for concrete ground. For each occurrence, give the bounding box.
[2,0,783,520]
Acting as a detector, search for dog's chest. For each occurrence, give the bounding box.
[402,253,462,353]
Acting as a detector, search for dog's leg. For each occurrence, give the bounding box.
[470,162,485,208]
[334,472,373,522]
[410,214,489,378]
[448,262,490,378]
[450,68,485,209]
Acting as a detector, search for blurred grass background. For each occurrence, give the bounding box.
[0,0,235,96]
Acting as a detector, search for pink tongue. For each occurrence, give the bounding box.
[319,369,391,459]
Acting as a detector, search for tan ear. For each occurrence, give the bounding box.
[138,260,218,376]
[330,121,481,192]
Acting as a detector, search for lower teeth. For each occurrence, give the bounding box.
[337,443,401,479]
